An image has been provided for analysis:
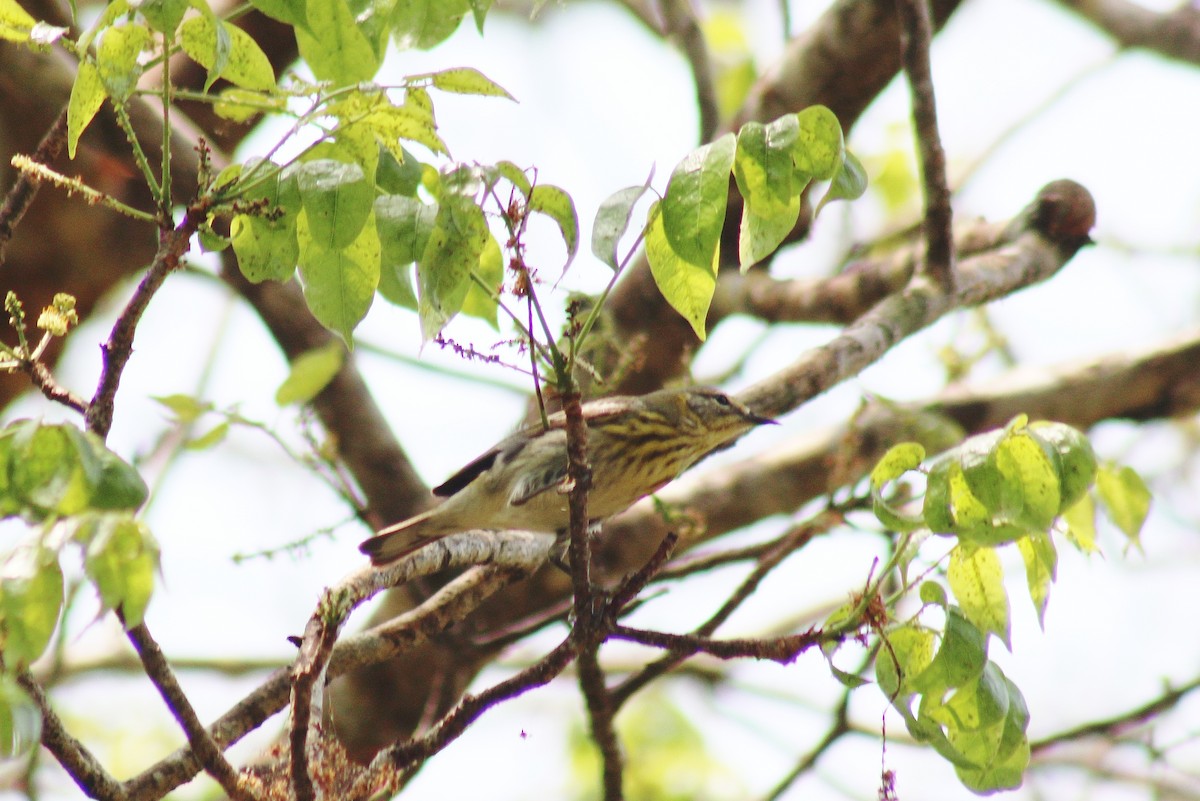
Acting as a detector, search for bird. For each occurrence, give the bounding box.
[359,386,774,565]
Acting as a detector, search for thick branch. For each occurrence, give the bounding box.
[1052,0,1200,64]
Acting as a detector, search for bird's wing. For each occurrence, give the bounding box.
[432,445,504,497]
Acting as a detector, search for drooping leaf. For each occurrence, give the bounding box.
[948,545,1010,649]
[1095,464,1150,546]
[645,200,717,341]
[79,513,159,627]
[0,545,63,667]
[276,341,346,405]
[67,60,107,159]
[0,0,36,42]
[295,158,373,251]
[296,0,378,85]
[375,194,436,309]
[297,208,380,342]
[528,184,579,270]
[660,132,736,269]
[591,173,654,271]
[96,22,151,100]
[417,194,488,340]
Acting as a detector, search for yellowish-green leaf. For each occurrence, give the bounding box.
[0,0,36,42]
[1017,531,1056,628]
[80,514,158,627]
[297,209,380,342]
[792,105,843,179]
[528,184,578,270]
[152,393,212,424]
[296,0,377,85]
[948,545,1010,649]
[0,675,41,757]
[661,132,736,269]
[426,67,513,99]
[180,16,275,91]
[645,200,717,341]
[1061,493,1097,553]
[296,158,372,251]
[417,195,488,340]
[96,22,150,100]
[1095,463,1150,547]
[461,234,502,328]
[276,341,346,405]
[0,546,63,667]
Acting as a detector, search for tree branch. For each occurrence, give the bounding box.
[658,0,720,142]
[15,670,126,801]
[1051,0,1200,64]
[0,109,66,264]
[896,0,954,290]
[122,620,255,801]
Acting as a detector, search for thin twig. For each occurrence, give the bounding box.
[20,358,89,414]
[764,685,854,801]
[896,0,955,290]
[612,515,829,707]
[370,635,577,774]
[0,110,68,264]
[85,201,209,439]
[611,624,823,663]
[15,670,127,801]
[122,620,255,801]
[1031,675,1200,752]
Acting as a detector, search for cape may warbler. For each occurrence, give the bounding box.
[359,386,773,564]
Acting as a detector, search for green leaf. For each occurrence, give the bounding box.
[733,117,802,269]
[645,200,717,341]
[417,194,488,340]
[661,133,735,269]
[792,105,843,179]
[79,513,158,627]
[296,0,378,85]
[1062,493,1098,553]
[184,421,228,451]
[377,145,423,197]
[467,0,490,32]
[1028,421,1097,512]
[0,545,63,667]
[993,431,1060,531]
[179,15,275,91]
[375,194,435,309]
[461,235,502,328]
[96,22,151,100]
[528,184,579,270]
[870,442,926,533]
[249,0,309,30]
[359,101,448,159]
[152,393,213,424]
[138,0,188,35]
[67,60,107,159]
[90,439,149,511]
[876,624,936,701]
[297,208,380,342]
[392,0,469,50]
[591,175,654,271]
[0,0,36,42]
[948,545,1010,649]
[817,150,868,215]
[1095,464,1150,546]
[296,159,373,251]
[871,442,925,488]
[495,160,532,198]
[8,422,94,517]
[953,671,1030,793]
[1017,531,1056,628]
[912,607,988,695]
[276,342,345,406]
[231,213,299,283]
[0,677,40,758]
[427,67,513,99]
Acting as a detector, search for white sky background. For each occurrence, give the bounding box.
[4,0,1200,798]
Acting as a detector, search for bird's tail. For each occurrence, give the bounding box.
[358,509,446,565]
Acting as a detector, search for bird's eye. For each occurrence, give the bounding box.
[713,393,732,407]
